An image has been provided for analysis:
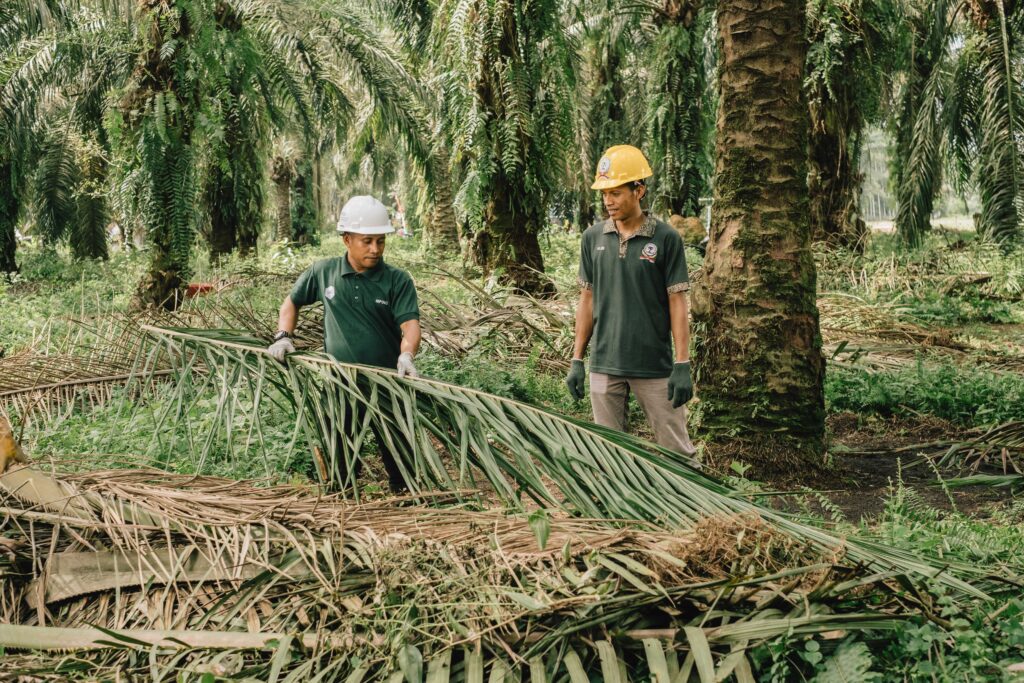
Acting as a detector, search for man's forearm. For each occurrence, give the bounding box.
[573,290,594,360]
[669,292,690,363]
[400,320,422,356]
[277,297,299,333]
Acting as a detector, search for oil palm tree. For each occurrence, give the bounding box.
[643,0,713,218]
[890,0,956,247]
[690,0,826,468]
[571,0,642,229]
[961,0,1024,244]
[437,0,576,294]
[805,0,904,249]
[2,0,425,306]
[0,0,119,268]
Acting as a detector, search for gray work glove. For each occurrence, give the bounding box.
[397,351,418,378]
[267,336,295,362]
[565,359,586,401]
[667,361,693,408]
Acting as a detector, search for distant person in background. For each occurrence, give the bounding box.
[268,195,421,490]
[391,192,411,238]
[566,145,697,458]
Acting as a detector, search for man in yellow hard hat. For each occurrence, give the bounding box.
[566,145,696,457]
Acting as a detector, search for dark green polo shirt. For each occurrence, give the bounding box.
[290,255,419,367]
[578,215,689,378]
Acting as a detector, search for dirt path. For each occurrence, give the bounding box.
[822,412,1013,522]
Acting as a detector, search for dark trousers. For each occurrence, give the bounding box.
[320,379,410,492]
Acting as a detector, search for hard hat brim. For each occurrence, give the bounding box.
[337,225,396,235]
[591,178,630,190]
[591,176,650,190]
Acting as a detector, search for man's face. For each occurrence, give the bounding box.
[601,184,644,221]
[343,233,387,271]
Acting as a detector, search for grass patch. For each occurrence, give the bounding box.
[826,359,1024,426]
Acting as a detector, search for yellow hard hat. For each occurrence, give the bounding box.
[591,145,653,190]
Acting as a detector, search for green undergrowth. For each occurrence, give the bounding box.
[723,469,1024,681]
[818,231,1024,328]
[826,358,1024,426]
[15,386,307,482]
[868,482,1024,681]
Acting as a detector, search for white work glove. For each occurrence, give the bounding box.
[397,352,418,378]
[267,336,295,362]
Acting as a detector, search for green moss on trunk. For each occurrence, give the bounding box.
[690,0,825,467]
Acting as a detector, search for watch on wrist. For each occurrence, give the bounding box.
[272,330,291,342]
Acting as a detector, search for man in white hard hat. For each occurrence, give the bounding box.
[268,195,421,490]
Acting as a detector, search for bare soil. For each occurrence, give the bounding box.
[818,412,1012,522]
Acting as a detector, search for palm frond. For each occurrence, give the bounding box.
[972,7,1024,244]
[31,122,80,245]
[134,325,1008,598]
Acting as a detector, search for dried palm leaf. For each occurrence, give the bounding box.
[0,467,931,680]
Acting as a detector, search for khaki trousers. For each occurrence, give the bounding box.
[590,372,696,456]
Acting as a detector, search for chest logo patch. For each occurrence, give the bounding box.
[375,299,389,306]
[640,242,657,263]
[595,245,606,251]
[325,285,336,300]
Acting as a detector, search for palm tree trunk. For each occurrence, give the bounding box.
[134,0,197,309]
[807,114,867,250]
[271,156,292,243]
[485,171,554,297]
[648,9,708,218]
[291,159,318,246]
[207,165,236,260]
[0,158,17,275]
[690,0,825,469]
[427,151,460,254]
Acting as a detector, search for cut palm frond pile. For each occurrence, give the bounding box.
[0,315,172,421]
[816,241,1024,303]
[0,465,947,680]
[818,294,1024,374]
[416,268,573,373]
[133,325,1015,600]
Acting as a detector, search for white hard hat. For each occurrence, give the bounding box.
[337,196,394,235]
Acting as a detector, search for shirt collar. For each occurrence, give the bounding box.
[341,254,386,280]
[602,214,656,237]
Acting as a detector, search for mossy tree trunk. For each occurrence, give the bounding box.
[484,171,554,296]
[454,0,569,297]
[1,157,19,275]
[807,111,867,250]
[690,0,825,469]
[647,1,709,218]
[132,0,198,309]
[207,163,237,260]
[270,155,293,243]
[291,158,318,246]
[427,150,460,254]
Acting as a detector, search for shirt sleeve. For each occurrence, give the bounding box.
[391,272,420,325]
[289,266,321,306]
[663,230,690,293]
[578,230,594,290]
